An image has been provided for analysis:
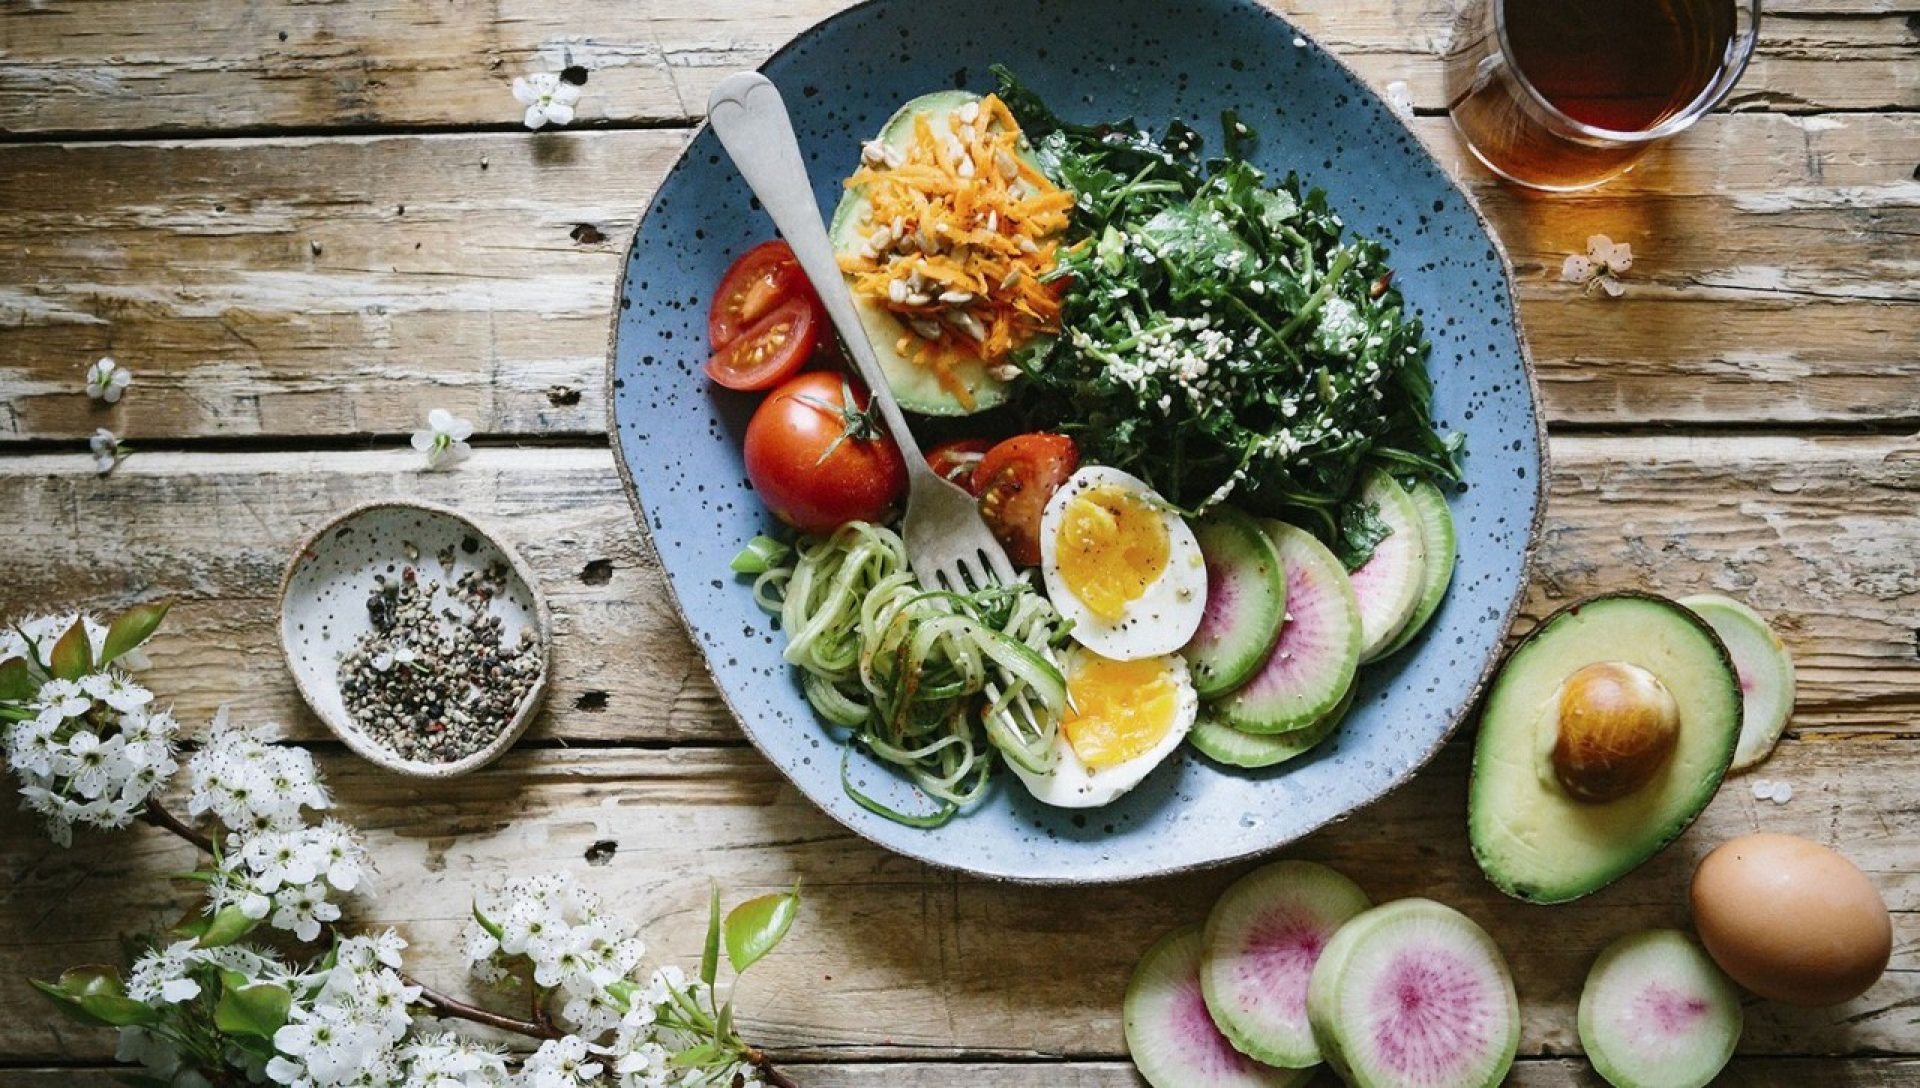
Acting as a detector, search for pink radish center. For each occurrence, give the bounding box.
[1194,559,1238,646]
[1241,564,1324,695]
[1366,947,1495,1083]
[1232,909,1324,1028]
[1173,976,1265,1075]
[1635,982,1710,1037]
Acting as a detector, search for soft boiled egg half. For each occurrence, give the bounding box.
[1039,466,1207,661]
[1011,646,1198,808]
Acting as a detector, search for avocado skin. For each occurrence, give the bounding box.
[1468,591,1742,904]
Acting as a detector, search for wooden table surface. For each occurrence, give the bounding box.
[2,1,1915,1084]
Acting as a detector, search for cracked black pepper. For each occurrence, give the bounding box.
[338,561,541,764]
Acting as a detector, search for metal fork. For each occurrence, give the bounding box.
[707,72,1017,595]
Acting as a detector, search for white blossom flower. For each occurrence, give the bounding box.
[1561,233,1634,297]
[85,357,132,403]
[412,408,474,470]
[399,1033,512,1086]
[89,428,128,475]
[127,939,207,1004]
[463,872,648,1035]
[2,652,176,845]
[186,709,330,835]
[513,72,582,130]
[519,1035,603,1087]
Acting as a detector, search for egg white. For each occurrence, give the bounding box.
[1010,647,1199,809]
[1039,466,1208,661]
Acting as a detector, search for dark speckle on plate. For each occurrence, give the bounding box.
[606,0,1542,884]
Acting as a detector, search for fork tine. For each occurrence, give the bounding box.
[980,545,1016,586]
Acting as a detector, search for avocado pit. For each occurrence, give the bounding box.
[1547,661,1680,803]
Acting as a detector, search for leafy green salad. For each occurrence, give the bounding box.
[997,68,1463,564]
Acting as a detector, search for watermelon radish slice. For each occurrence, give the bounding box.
[1213,523,1361,735]
[1306,899,1520,1088]
[1348,469,1428,663]
[1679,595,1796,771]
[1201,861,1373,1068]
[1579,929,1742,1088]
[1373,480,1457,659]
[1190,683,1354,770]
[1184,507,1288,698]
[1125,925,1314,1088]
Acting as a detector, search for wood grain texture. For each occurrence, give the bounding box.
[10,1059,1920,1087]
[0,0,1909,136]
[0,434,1913,745]
[1,740,1913,1063]
[2,114,1915,442]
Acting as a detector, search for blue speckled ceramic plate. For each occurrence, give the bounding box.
[608,0,1544,883]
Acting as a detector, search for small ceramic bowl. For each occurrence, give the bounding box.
[278,500,551,777]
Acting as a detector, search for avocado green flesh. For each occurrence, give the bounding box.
[1470,594,1741,904]
[829,89,1023,416]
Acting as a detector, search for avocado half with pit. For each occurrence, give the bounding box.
[1469,592,1742,904]
[828,90,1047,416]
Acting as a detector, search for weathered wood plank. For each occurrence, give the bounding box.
[0,434,1913,744]
[9,1058,1920,1087]
[0,1,1909,136]
[0,739,1913,1063]
[2,115,1914,442]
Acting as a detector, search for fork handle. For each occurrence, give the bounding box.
[707,72,933,472]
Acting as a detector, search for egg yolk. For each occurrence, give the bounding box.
[1056,485,1169,622]
[1063,653,1180,769]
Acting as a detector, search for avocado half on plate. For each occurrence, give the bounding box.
[1469,592,1743,904]
[828,90,1055,416]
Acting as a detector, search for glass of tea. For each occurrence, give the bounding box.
[1444,0,1762,191]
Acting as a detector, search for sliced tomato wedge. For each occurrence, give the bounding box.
[974,433,1079,568]
[705,295,819,391]
[709,241,809,350]
[926,438,994,496]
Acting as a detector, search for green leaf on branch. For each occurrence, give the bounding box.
[668,1041,725,1068]
[194,904,260,948]
[716,999,735,1044]
[0,656,33,702]
[49,618,93,681]
[723,885,800,975]
[101,600,172,665]
[214,970,291,1039]
[700,884,721,988]
[33,966,159,1028]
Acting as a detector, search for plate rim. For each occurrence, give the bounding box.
[602,0,1549,884]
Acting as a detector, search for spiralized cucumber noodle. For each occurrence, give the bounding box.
[751,522,1070,827]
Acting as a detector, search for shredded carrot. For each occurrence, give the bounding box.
[837,93,1071,405]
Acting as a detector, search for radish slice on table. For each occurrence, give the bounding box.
[1578,929,1742,1088]
[1201,861,1372,1068]
[1306,898,1520,1088]
[1126,925,1313,1088]
[1679,594,1796,771]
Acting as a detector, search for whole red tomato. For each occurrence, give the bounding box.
[744,372,907,533]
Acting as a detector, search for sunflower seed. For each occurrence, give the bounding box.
[887,279,910,304]
[909,319,944,339]
[938,290,974,305]
[957,101,981,124]
[948,310,987,341]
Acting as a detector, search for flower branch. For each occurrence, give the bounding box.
[8,605,806,1087]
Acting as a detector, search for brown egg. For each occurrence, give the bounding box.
[1691,833,1892,1006]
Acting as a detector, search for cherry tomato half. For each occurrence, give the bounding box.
[744,372,908,533]
[705,295,819,392]
[709,241,810,350]
[974,433,1079,568]
[925,438,994,496]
